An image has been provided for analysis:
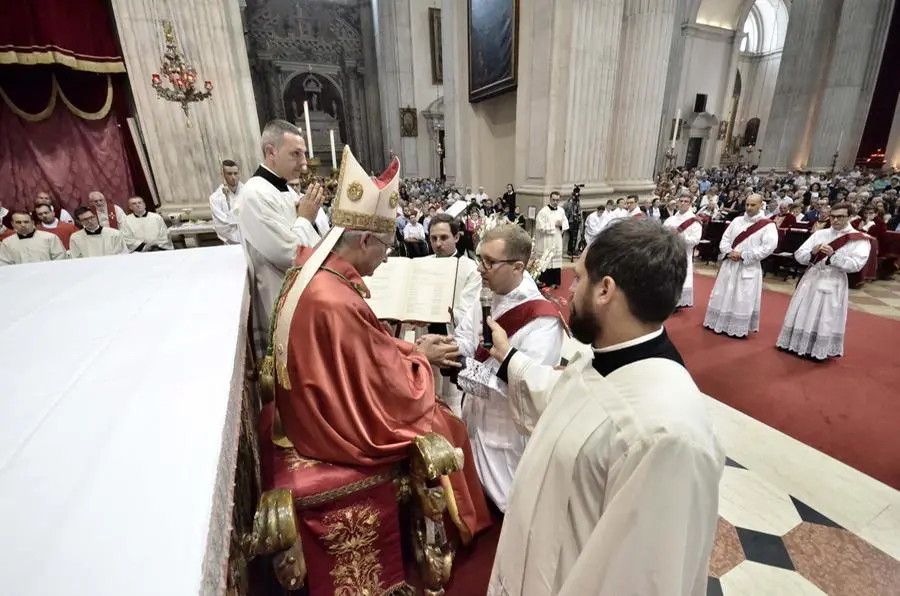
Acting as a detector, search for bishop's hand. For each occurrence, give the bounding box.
[416,334,461,368]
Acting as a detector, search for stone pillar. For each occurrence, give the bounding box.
[808,0,894,170]
[653,0,692,173]
[360,0,386,171]
[514,0,625,209]
[887,98,900,171]
[605,0,679,194]
[759,0,842,170]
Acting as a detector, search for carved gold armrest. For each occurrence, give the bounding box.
[242,488,306,591]
[408,433,464,596]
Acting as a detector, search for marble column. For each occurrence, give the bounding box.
[515,0,625,209]
[360,1,386,172]
[807,0,894,170]
[887,97,900,171]
[759,0,842,170]
[375,0,418,175]
[440,0,470,186]
[605,0,679,194]
[109,0,261,217]
[654,0,692,173]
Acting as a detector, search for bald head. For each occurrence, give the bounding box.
[745,193,763,217]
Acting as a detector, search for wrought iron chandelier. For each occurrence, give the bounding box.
[151,21,213,127]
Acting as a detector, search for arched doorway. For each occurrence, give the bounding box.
[282,72,347,167]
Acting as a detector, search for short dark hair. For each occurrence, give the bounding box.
[550,191,560,198]
[429,213,460,235]
[222,159,238,169]
[831,201,850,214]
[74,206,93,220]
[585,218,687,324]
[10,210,33,220]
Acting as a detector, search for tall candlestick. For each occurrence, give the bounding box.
[303,101,314,159]
[671,109,681,147]
[329,129,337,169]
[837,131,844,152]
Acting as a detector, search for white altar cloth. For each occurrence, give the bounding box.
[0,246,249,595]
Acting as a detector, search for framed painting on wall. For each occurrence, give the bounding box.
[429,8,443,84]
[400,107,418,137]
[467,0,519,103]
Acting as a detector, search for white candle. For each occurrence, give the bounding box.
[329,129,337,170]
[837,131,844,152]
[671,109,681,147]
[303,101,314,159]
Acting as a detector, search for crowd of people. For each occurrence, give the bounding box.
[0,192,172,265]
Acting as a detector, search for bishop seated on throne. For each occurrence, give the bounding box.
[245,146,491,595]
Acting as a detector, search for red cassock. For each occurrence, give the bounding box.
[275,247,492,541]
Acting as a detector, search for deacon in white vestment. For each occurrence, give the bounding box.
[534,192,568,287]
[703,194,778,337]
[663,196,703,307]
[209,160,244,245]
[776,204,871,360]
[582,206,607,249]
[485,218,724,596]
[69,206,128,258]
[453,224,564,512]
[418,213,482,416]
[121,197,173,252]
[0,212,66,265]
[235,120,324,355]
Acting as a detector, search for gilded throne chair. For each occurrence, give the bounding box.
[244,401,463,596]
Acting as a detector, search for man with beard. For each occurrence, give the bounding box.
[484,218,724,596]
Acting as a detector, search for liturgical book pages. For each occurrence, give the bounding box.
[364,256,459,323]
[0,246,250,596]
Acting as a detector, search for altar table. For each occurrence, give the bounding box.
[0,246,252,595]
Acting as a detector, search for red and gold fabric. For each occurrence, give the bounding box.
[259,403,408,595]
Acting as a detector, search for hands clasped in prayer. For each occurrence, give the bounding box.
[296,182,325,221]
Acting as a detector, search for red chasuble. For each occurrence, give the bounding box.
[38,222,78,249]
[276,247,492,541]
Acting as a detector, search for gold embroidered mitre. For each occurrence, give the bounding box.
[330,145,400,235]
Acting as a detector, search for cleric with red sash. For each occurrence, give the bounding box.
[88,191,126,230]
[703,194,779,338]
[451,223,565,513]
[777,202,871,360]
[663,195,704,307]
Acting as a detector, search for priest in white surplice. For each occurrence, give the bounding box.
[419,212,481,417]
[534,192,568,287]
[703,194,778,337]
[209,159,243,245]
[777,202,871,360]
[582,205,607,249]
[235,119,324,356]
[70,206,128,258]
[121,197,174,252]
[453,224,564,512]
[0,211,66,265]
[663,196,703,307]
[484,218,724,596]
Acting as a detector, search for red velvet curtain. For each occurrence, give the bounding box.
[0,66,138,215]
[0,0,124,73]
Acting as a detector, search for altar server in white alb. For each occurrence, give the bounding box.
[534,191,568,287]
[485,218,724,596]
[235,119,325,355]
[453,224,564,512]
[121,196,173,252]
[420,212,481,417]
[582,204,607,249]
[663,195,703,307]
[777,202,871,360]
[0,211,66,265]
[703,194,778,337]
[69,206,128,258]
[209,159,243,245]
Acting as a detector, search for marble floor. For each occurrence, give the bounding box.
[706,397,900,595]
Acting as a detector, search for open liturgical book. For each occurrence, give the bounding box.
[363,257,460,323]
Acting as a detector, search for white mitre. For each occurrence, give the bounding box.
[267,145,401,390]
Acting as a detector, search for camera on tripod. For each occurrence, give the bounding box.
[571,183,585,198]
